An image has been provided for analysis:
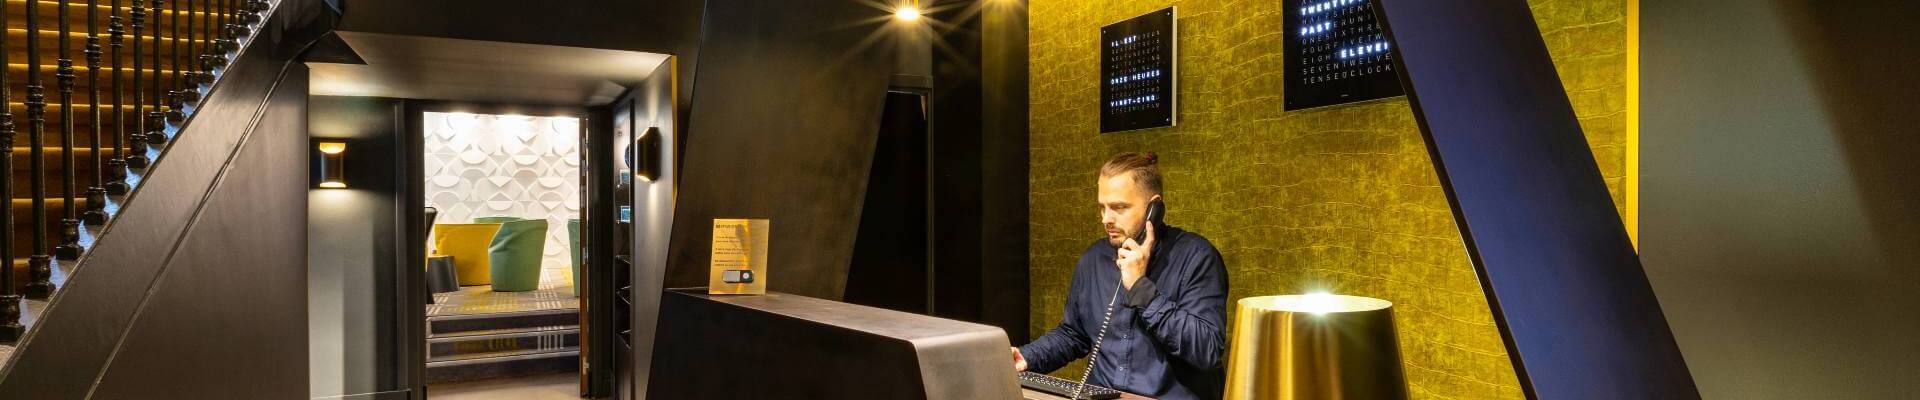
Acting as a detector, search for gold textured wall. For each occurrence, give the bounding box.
[1026,1,1629,399]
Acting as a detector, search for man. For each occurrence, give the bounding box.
[1013,152,1229,400]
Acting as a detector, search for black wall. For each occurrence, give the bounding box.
[928,0,1030,342]
[845,93,934,313]
[87,68,313,399]
[623,58,682,400]
[662,0,900,298]
[307,95,406,399]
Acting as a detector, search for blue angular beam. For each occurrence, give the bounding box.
[1373,0,1699,398]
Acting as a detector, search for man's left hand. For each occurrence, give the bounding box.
[1117,222,1154,290]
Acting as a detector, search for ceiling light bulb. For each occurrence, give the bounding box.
[895,6,922,21]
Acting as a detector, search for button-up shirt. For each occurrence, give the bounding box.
[1019,224,1228,400]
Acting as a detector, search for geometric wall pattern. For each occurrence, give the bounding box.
[423,112,583,278]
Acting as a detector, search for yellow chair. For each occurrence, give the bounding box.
[431,223,503,286]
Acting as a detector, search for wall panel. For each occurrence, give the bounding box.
[663,0,898,299]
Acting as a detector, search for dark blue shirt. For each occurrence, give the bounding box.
[1020,225,1228,400]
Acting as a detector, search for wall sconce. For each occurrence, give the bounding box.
[316,140,347,188]
[635,127,661,182]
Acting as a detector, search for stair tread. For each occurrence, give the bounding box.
[428,324,579,341]
[426,306,578,321]
[426,346,579,365]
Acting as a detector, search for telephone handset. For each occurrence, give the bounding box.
[1072,198,1164,399]
[1136,198,1165,243]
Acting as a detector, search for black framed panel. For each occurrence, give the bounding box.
[1284,0,1403,110]
[1099,7,1177,133]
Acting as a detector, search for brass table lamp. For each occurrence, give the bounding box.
[1225,294,1409,400]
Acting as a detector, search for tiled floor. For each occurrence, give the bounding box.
[427,372,580,400]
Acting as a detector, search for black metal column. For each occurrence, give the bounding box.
[1373,0,1698,398]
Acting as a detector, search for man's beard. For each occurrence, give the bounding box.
[1105,222,1136,247]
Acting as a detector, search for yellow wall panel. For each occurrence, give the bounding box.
[1026,1,1631,399]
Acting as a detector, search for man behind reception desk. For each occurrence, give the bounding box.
[1013,152,1229,400]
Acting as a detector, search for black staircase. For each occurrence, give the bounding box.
[0,0,272,344]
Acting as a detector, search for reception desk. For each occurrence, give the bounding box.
[648,289,1023,399]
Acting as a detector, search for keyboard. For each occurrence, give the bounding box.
[1019,371,1123,399]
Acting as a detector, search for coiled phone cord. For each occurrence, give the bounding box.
[1071,284,1125,400]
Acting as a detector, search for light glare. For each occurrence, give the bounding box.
[894,5,921,21]
[1302,292,1338,316]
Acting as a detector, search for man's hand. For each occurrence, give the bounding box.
[1011,347,1028,372]
[1116,222,1155,290]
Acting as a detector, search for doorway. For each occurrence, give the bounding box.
[409,104,594,397]
[304,32,676,400]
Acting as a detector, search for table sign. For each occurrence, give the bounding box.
[709,219,770,295]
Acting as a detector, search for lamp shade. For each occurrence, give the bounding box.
[1225,294,1409,400]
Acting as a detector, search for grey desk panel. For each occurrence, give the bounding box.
[649,289,1021,400]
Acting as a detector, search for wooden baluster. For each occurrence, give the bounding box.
[201,0,218,58]
[125,0,149,169]
[1,0,28,343]
[204,0,232,70]
[223,0,234,39]
[55,0,84,261]
[84,0,110,225]
[183,0,209,96]
[201,0,211,56]
[104,0,129,194]
[224,0,250,40]
[163,0,183,124]
[26,0,58,299]
[141,0,165,146]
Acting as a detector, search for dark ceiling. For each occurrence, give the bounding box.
[307,31,669,105]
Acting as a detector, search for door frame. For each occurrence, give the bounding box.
[397,100,599,399]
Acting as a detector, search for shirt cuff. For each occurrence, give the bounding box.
[1125,277,1158,309]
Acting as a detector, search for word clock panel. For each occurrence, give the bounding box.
[1100,7,1177,133]
[1284,0,1404,110]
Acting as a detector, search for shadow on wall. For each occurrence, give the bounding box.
[1779,0,1920,273]
[1641,0,1920,398]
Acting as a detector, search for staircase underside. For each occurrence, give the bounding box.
[0,2,343,397]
